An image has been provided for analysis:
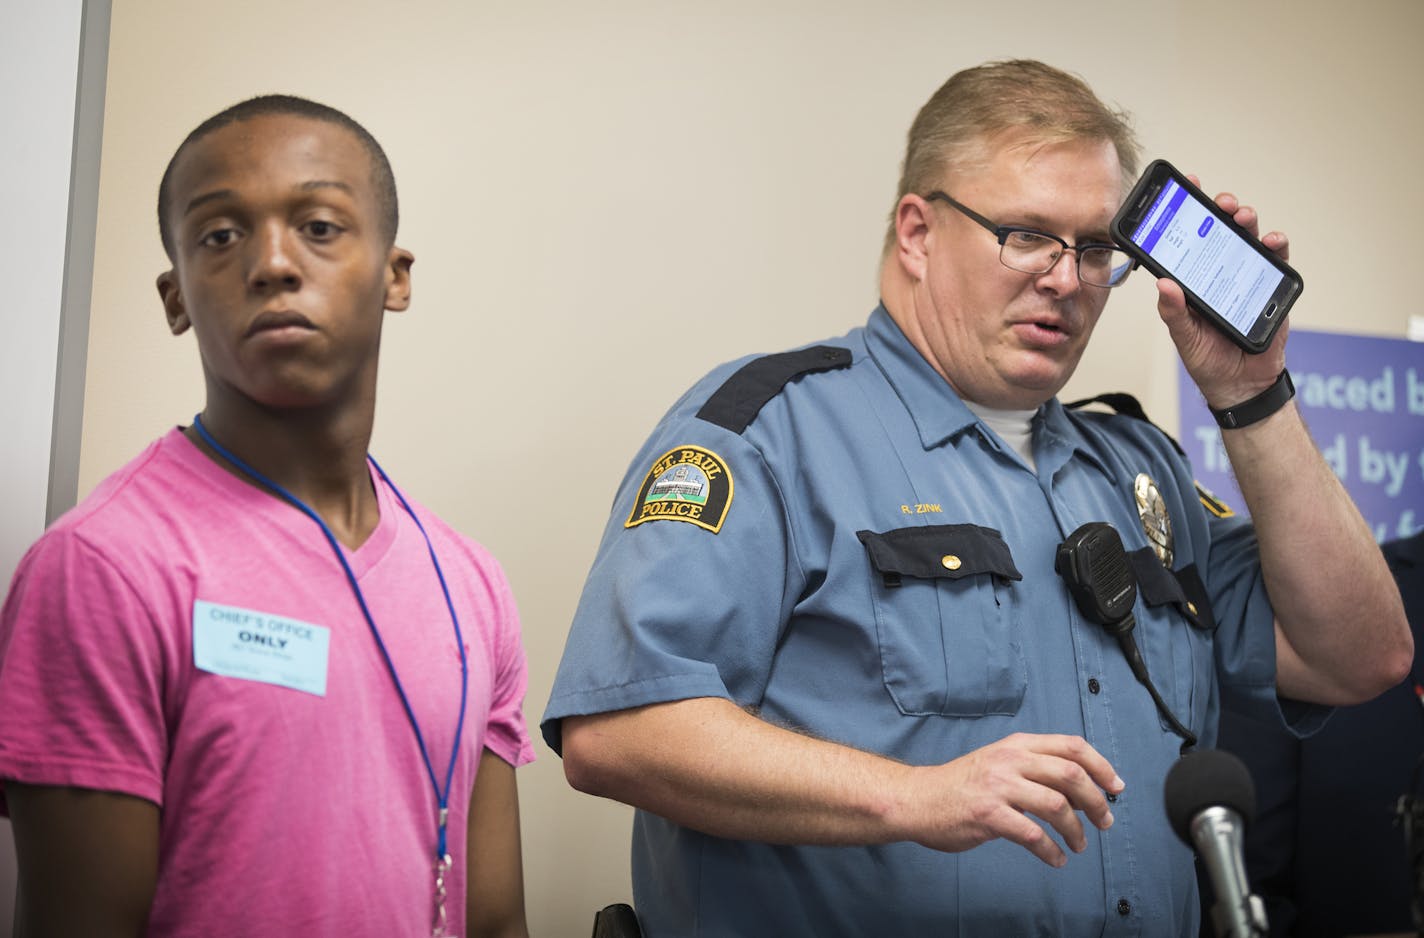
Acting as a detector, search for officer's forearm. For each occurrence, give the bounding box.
[560,696,912,846]
[1221,400,1411,703]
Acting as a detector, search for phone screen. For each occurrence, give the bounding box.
[1125,178,1285,336]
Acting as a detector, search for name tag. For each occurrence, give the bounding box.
[193,600,331,696]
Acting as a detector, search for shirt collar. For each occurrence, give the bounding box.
[864,304,981,451]
[863,304,1115,481]
[1036,398,1119,485]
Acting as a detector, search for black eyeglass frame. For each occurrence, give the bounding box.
[923,190,1137,287]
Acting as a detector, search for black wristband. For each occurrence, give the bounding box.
[1210,369,1295,429]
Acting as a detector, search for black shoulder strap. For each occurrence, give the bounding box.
[696,345,852,434]
[1065,391,1186,458]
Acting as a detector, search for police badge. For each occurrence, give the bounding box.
[1134,473,1173,567]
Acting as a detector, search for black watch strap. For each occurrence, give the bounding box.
[1210,369,1295,429]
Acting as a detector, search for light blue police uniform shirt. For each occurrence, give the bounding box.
[543,306,1304,937]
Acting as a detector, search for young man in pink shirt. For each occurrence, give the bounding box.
[0,96,534,938]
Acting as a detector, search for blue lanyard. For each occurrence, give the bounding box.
[192,415,469,862]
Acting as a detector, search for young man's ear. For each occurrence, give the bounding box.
[384,248,415,312]
[156,270,190,335]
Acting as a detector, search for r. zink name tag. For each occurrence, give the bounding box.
[193,600,331,696]
[625,445,733,534]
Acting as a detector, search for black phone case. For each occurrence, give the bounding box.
[1111,159,1303,355]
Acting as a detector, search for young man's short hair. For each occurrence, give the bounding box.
[157,94,399,261]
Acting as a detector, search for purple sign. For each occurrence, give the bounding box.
[1179,330,1424,543]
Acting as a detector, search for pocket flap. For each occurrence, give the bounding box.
[857,524,1022,587]
[1128,548,1216,631]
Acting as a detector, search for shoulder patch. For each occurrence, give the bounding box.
[1195,481,1236,519]
[625,446,734,534]
[696,345,852,434]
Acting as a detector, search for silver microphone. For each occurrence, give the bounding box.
[1164,749,1268,938]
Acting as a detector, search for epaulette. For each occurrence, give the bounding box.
[1069,393,1241,518]
[1065,391,1186,458]
[696,345,852,434]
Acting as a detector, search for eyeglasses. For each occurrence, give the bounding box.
[924,191,1136,288]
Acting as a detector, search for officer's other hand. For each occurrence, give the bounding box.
[894,732,1123,867]
[1155,180,1290,410]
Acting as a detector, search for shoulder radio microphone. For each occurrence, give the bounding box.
[1055,521,1196,749]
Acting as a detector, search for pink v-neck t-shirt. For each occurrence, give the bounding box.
[0,429,534,937]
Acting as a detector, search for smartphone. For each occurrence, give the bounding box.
[1111,159,1303,354]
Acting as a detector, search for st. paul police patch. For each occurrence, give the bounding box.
[626,445,733,534]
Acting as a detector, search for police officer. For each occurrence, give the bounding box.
[542,59,1410,936]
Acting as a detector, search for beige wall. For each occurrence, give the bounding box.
[69,1,1422,933]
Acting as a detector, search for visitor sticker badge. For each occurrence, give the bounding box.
[626,445,733,534]
[193,600,331,696]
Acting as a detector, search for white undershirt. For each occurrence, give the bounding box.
[964,401,1038,471]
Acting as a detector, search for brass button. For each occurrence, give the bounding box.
[941,555,961,571]
[1187,602,1198,615]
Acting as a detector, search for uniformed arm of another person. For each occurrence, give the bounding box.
[563,701,1122,868]
[465,748,529,938]
[6,783,159,938]
[1156,189,1411,705]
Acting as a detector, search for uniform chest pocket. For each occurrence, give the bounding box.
[857,524,1026,717]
